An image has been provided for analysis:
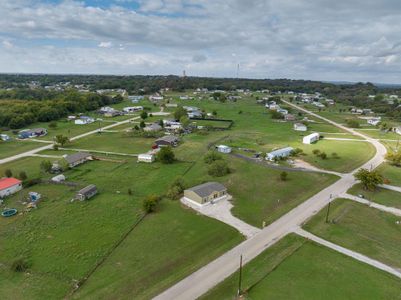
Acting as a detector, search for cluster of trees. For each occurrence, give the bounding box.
[204,150,231,177]
[354,168,384,191]
[0,89,122,129]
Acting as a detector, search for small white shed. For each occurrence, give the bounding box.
[303,133,320,144]
[216,145,232,154]
[138,154,155,163]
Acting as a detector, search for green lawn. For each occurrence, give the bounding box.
[0,156,59,180]
[377,163,401,187]
[356,129,400,140]
[63,131,155,154]
[201,234,401,300]
[304,198,401,270]
[0,140,44,159]
[297,140,376,173]
[73,200,242,300]
[348,183,401,209]
[0,158,242,299]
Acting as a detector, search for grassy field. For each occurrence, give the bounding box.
[0,156,59,179]
[73,200,242,300]
[0,158,243,299]
[297,140,376,172]
[348,183,401,209]
[304,198,401,270]
[377,163,401,187]
[63,131,156,154]
[201,234,401,300]
[0,140,44,159]
[356,129,400,140]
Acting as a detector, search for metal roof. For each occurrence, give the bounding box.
[64,152,91,164]
[186,182,226,198]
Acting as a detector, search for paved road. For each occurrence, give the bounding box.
[154,101,388,300]
[380,184,401,193]
[341,193,401,217]
[295,228,401,279]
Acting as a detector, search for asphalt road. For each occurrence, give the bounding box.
[153,101,387,300]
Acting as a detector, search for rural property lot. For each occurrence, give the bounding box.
[348,183,401,209]
[201,234,401,300]
[304,198,401,270]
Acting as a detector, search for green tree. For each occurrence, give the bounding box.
[269,110,284,120]
[40,160,52,173]
[354,168,384,191]
[49,121,58,129]
[54,134,69,147]
[140,111,148,120]
[280,171,288,181]
[346,119,360,128]
[19,171,27,181]
[174,106,187,120]
[319,152,327,160]
[208,160,230,177]
[4,169,12,178]
[139,121,146,128]
[386,152,401,167]
[179,116,190,128]
[157,147,175,164]
[204,151,223,164]
[312,149,321,156]
[142,194,160,213]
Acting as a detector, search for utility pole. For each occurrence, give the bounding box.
[237,254,243,297]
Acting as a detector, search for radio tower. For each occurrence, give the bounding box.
[236,63,240,78]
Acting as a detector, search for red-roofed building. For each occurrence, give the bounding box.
[0,178,22,198]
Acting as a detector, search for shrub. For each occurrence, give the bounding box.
[312,149,321,156]
[4,169,12,177]
[19,171,27,181]
[319,152,327,160]
[157,147,175,164]
[11,258,29,272]
[204,151,223,164]
[143,195,160,213]
[280,171,288,181]
[208,160,230,177]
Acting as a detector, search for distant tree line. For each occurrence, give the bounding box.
[0,90,122,129]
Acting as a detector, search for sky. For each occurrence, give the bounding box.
[1,0,401,83]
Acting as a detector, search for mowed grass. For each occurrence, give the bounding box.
[73,200,242,300]
[377,163,401,187]
[63,131,155,154]
[0,140,45,159]
[201,234,401,300]
[304,198,401,270]
[356,129,400,140]
[297,140,376,173]
[0,158,242,299]
[0,156,58,179]
[348,183,401,209]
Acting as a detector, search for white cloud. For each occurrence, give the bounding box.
[2,40,14,49]
[1,0,401,82]
[98,41,113,48]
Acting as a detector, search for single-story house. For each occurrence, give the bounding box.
[144,123,163,132]
[137,153,155,163]
[184,182,228,205]
[75,116,95,125]
[123,106,143,113]
[303,132,320,144]
[0,177,22,198]
[155,135,179,147]
[64,152,92,168]
[188,111,203,118]
[277,108,288,115]
[216,145,232,154]
[367,117,381,126]
[75,184,97,201]
[0,134,11,141]
[128,95,144,103]
[266,147,294,161]
[284,114,295,121]
[104,110,123,117]
[294,123,307,131]
[18,128,48,139]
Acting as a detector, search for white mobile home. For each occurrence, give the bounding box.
[294,123,307,131]
[137,154,155,163]
[216,145,232,154]
[303,133,320,144]
[266,147,294,161]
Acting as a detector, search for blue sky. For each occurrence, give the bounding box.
[1,0,401,83]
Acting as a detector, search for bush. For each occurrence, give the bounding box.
[319,152,327,160]
[346,119,360,128]
[280,171,288,181]
[166,178,186,200]
[157,147,175,164]
[19,171,27,181]
[24,178,42,187]
[143,195,160,213]
[11,258,29,272]
[312,149,321,156]
[4,169,12,177]
[204,151,223,164]
[208,160,230,177]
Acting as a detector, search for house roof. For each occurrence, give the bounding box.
[186,182,226,198]
[145,123,162,131]
[64,152,91,164]
[268,147,294,156]
[0,177,22,190]
[77,184,97,196]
